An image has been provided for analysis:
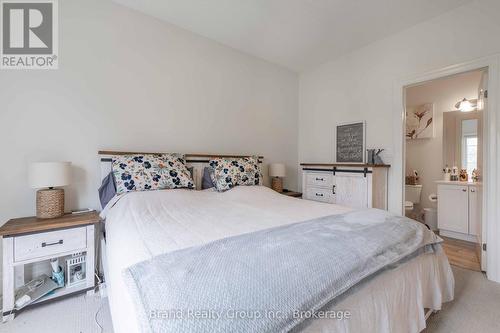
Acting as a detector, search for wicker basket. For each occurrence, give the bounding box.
[271,177,283,193]
[36,189,64,219]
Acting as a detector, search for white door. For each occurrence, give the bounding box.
[437,185,469,234]
[334,173,368,209]
[478,70,488,271]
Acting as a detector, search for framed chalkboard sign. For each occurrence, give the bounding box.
[336,121,366,163]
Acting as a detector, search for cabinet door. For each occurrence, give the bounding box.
[334,173,368,209]
[437,185,468,233]
[468,186,481,237]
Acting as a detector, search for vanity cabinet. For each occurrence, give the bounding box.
[468,186,481,237]
[301,164,389,210]
[437,182,482,241]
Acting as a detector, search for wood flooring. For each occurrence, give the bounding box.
[440,235,481,271]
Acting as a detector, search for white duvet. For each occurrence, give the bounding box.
[102,186,454,333]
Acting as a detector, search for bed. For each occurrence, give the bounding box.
[98,153,454,333]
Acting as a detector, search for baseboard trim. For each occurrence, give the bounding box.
[439,229,477,243]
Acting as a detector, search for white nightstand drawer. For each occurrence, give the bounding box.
[306,172,334,188]
[14,227,87,262]
[305,187,335,203]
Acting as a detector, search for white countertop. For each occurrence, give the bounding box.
[435,180,482,186]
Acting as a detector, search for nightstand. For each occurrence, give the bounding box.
[281,190,302,198]
[0,211,100,322]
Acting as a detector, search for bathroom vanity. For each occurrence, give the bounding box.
[436,181,482,243]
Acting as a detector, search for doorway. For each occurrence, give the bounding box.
[392,55,500,282]
[403,69,487,272]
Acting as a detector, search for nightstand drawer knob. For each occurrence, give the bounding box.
[315,193,324,197]
[41,240,63,247]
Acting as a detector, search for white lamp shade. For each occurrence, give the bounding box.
[269,163,286,178]
[29,162,71,189]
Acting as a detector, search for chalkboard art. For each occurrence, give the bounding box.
[336,121,366,163]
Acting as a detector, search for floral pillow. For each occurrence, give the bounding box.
[112,154,194,194]
[208,156,261,192]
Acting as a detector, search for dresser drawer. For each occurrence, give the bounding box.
[305,172,334,188]
[14,227,87,262]
[305,187,335,203]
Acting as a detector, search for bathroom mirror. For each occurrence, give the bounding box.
[443,111,483,175]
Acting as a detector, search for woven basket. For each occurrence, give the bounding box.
[36,189,64,219]
[271,177,283,193]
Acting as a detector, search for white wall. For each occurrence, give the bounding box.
[299,0,500,201]
[0,0,299,226]
[405,70,482,210]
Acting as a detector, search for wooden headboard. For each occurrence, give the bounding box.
[98,151,264,190]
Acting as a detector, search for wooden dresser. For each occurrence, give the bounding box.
[300,163,390,210]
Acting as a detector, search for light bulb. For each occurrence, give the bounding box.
[455,98,475,112]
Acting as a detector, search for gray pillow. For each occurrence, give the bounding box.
[98,172,117,209]
[187,166,194,180]
[202,167,215,189]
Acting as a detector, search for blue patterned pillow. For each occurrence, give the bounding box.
[209,156,261,192]
[112,154,194,194]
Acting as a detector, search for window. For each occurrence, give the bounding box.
[462,136,477,176]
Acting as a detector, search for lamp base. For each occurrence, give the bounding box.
[36,189,65,219]
[271,177,283,193]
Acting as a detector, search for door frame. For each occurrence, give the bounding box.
[392,55,500,282]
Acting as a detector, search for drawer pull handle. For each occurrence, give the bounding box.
[315,177,324,181]
[471,189,475,193]
[315,193,324,197]
[462,189,467,192]
[332,185,336,194]
[42,240,63,247]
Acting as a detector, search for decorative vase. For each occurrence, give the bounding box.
[460,169,468,182]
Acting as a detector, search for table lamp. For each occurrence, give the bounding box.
[29,162,71,219]
[269,163,286,192]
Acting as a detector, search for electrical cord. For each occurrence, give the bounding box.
[94,298,104,333]
[92,271,105,333]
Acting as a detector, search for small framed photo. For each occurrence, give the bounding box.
[336,121,366,164]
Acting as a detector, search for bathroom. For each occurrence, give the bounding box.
[404,69,486,272]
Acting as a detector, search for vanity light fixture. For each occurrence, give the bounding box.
[455,98,476,112]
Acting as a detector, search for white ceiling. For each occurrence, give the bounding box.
[112,0,471,72]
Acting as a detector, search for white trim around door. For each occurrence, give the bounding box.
[392,55,500,283]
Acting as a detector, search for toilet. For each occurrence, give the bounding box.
[405,184,423,211]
